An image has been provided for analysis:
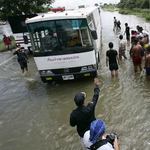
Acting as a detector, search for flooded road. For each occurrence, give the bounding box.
[0,10,150,150]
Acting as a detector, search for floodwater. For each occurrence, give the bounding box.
[0,10,150,150]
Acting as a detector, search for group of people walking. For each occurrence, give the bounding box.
[107,19,150,79]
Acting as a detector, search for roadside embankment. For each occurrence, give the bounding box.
[119,9,150,21]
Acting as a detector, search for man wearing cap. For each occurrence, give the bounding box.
[83,120,120,150]
[13,45,29,75]
[70,78,100,149]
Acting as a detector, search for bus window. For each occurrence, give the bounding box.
[56,19,93,52]
[80,29,92,47]
[28,19,94,54]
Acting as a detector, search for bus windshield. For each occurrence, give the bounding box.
[27,19,94,55]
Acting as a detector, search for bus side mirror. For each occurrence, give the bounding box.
[23,35,28,44]
[91,30,97,40]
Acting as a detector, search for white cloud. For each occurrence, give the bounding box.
[51,0,120,7]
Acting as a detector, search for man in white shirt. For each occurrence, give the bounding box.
[83,120,120,150]
[119,35,127,60]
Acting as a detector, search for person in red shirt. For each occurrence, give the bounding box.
[3,35,12,51]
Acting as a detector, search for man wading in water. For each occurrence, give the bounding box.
[132,38,143,72]
[70,78,100,150]
[13,45,29,75]
[106,42,120,77]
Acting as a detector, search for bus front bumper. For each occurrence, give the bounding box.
[40,70,97,82]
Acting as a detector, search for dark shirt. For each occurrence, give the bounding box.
[13,50,28,62]
[126,27,130,36]
[106,50,118,64]
[70,85,100,137]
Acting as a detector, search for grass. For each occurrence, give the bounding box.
[101,6,118,12]
[0,36,16,52]
[118,9,150,21]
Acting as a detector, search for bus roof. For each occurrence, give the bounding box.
[26,6,98,24]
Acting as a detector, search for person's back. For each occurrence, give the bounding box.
[70,104,96,137]
[70,78,100,138]
[107,50,117,64]
[106,42,120,76]
[132,38,143,72]
[119,39,126,50]
[83,120,120,150]
[83,131,114,150]
[132,44,142,56]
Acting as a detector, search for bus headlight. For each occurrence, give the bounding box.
[81,67,87,71]
[40,70,53,75]
[46,70,53,74]
[40,70,46,75]
[88,65,93,70]
[81,66,93,71]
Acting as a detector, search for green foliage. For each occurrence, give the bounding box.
[118,0,150,9]
[145,14,150,21]
[0,0,55,21]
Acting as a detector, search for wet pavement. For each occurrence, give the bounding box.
[0,10,150,150]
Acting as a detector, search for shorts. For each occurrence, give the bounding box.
[18,60,27,70]
[109,63,118,71]
[6,45,12,50]
[146,67,150,76]
[133,55,142,65]
[126,35,130,40]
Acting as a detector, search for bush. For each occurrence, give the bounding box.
[145,15,150,21]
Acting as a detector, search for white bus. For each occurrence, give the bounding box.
[26,6,101,82]
[8,14,37,51]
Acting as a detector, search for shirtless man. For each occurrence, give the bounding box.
[138,33,145,57]
[144,45,150,80]
[132,38,143,72]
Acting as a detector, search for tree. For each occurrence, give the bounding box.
[95,3,98,6]
[0,0,55,21]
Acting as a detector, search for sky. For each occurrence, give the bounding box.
[51,0,120,8]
